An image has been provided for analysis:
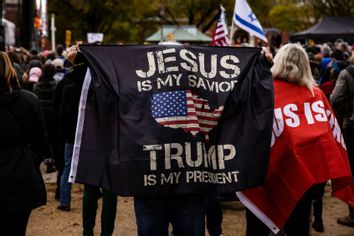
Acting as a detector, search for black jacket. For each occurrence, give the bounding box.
[33,78,58,121]
[33,78,60,140]
[60,76,83,143]
[59,59,87,144]
[0,89,49,213]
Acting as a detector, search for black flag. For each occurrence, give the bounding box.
[70,45,273,196]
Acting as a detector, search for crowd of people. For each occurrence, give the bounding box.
[308,39,354,232]
[270,39,354,233]
[0,44,118,235]
[0,38,353,236]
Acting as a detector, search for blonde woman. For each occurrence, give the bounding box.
[245,44,352,236]
[0,51,50,235]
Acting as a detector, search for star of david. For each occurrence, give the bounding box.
[248,12,256,22]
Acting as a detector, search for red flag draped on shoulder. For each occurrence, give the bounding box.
[237,80,354,234]
[212,5,230,46]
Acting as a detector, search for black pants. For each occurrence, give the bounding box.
[343,127,354,213]
[343,127,354,177]
[246,185,320,236]
[206,192,223,236]
[0,209,32,236]
[82,185,117,236]
[312,182,326,221]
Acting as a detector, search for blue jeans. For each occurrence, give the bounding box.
[134,195,206,236]
[59,143,74,207]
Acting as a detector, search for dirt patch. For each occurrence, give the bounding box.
[27,171,354,236]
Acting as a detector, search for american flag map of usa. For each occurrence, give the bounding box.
[151,90,224,141]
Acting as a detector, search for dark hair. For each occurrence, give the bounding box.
[56,44,64,56]
[46,52,56,61]
[331,49,345,61]
[30,48,38,56]
[40,64,56,82]
[28,59,43,71]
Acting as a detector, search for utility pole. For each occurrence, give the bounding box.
[0,0,2,22]
[51,13,56,51]
[22,0,34,49]
[0,0,5,51]
[159,0,165,42]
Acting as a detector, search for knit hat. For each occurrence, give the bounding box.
[52,58,64,70]
[29,67,42,82]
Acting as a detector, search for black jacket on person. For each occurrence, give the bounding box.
[53,71,73,115]
[59,53,87,144]
[60,76,82,144]
[33,77,60,138]
[33,78,58,120]
[0,89,50,214]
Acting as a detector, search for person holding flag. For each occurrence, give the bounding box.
[238,44,354,236]
[232,0,267,43]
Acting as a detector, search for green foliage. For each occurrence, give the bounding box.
[53,0,354,45]
[46,0,354,45]
[269,3,313,32]
[48,0,159,44]
[248,0,273,26]
[162,0,233,31]
[47,0,243,44]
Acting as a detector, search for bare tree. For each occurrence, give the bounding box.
[310,0,354,19]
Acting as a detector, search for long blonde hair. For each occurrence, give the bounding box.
[0,51,19,93]
[271,43,316,94]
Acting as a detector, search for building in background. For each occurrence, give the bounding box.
[145,25,212,44]
[4,0,34,49]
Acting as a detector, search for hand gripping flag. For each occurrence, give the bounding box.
[233,0,268,42]
[69,45,274,196]
[237,80,354,234]
[212,5,231,46]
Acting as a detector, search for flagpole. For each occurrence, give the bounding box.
[230,19,235,45]
[230,0,236,45]
[230,0,239,45]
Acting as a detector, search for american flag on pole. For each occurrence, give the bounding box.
[212,5,230,46]
[151,90,224,141]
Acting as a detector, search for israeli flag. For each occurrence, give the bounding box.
[233,0,268,42]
